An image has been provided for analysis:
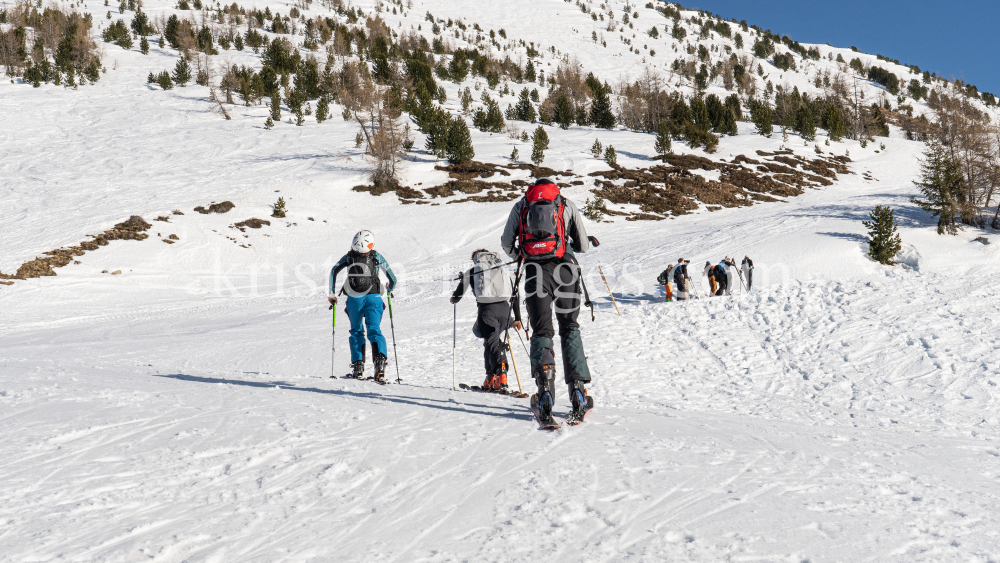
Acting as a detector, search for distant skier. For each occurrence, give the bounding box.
[673,258,689,301]
[712,260,729,296]
[704,261,717,296]
[741,255,754,291]
[658,263,675,302]
[328,230,397,382]
[724,257,737,295]
[451,249,518,392]
[502,178,594,425]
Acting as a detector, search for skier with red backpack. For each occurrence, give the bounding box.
[501,178,596,428]
[328,230,397,383]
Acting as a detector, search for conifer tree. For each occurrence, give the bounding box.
[554,93,573,129]
[862,205,902,264]
[446,118,475,164]
[590,88,616,129]
[531,126,548,165]
[140,36,149,54]
[513,88,536,122]
[719,108,738,136]
[690,97,711,132]
[270,93,281,121]
[604,145,617,167]
[264,116,274,129]
[751,101,772,137]
[670,97,691,137]
[510,146,519,161]
[591,138,602,158]
[157,71,173,90]
[911,141,964,235]
[796,105,816,141]
[725,93,742,121]
[315,96,329,123]
[654,120,671,155]
[824,104,845,141]
[171,57,191,86]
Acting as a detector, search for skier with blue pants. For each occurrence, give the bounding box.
[328,230,397,381]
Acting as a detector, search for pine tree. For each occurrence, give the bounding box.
[140,36,149,55]
[531,126,548,165]
[554,93,573,129]
[315,96,329,123]
[270,93,281,121]
[510,146,519,161]
[719,108,738,136]
[591,138,602,158]
[524,59,536,82]
[690,97,711,132]
[751,102,772,137]
[590,89,616,129]
[824,104,845,141]
[654,120,671,155]
[862,205,902,264]
[604,145,617,167]
[670,97,691,136]
[446,118,475,164]
[157,70,173,90]
[514,88,536,122]
[171,57,191,86]
[796,105,816,141]
[911,141,964,235]
[264,116,274,129]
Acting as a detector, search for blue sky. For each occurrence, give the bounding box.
[687,0,1000,95]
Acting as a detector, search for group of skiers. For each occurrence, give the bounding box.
[328,178,597,426]
[658,256,754,301]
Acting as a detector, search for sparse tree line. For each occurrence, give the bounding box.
[1,4,101,87]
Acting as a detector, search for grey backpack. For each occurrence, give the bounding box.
[472,252,512,303]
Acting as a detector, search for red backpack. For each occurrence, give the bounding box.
[519,182,567,261]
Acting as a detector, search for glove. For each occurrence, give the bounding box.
[450,296,458,305]
[588,236,600,247]
[328,294,337,305]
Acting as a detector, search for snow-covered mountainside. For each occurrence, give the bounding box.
[2,0,1000,561]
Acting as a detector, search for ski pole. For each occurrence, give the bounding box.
[386,292,401,383]
[452,303,457,390]
[330,304,337,379]
[505,329,523,394]
[598,266,621,316]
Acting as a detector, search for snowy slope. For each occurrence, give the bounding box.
[3,0,1000,561]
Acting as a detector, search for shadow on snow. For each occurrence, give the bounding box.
[152,373,533,422]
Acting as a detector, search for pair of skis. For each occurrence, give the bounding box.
[529,394,595,430]
[339,373,390,385]
[458,383,528,399]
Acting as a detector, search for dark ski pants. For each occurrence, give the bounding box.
[523,259,592,385]
[472,301,511,376]
[715,279,728,296]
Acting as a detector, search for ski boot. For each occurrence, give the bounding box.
[566,380,593,426]
[530,365,559,429]
[351,360,365,380]
[482,373,499,391]
[372,353,388,384]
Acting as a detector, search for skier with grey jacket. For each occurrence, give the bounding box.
[501,178,595,425]
[451,249,519,392]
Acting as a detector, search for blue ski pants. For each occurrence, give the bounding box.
[346,293,387,362]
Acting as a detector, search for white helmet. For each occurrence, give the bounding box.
[352,230,375,253]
